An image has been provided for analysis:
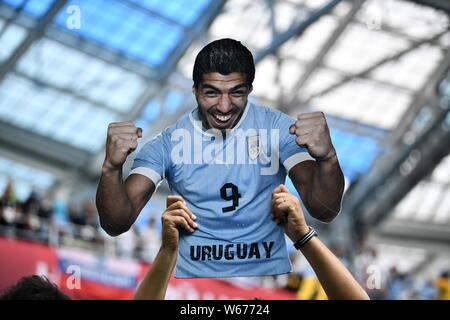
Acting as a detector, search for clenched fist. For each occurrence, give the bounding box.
[103,121,142,171]
[289,112,336,161]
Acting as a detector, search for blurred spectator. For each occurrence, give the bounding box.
[0,180,18,226]
[36,190,55,237]
[116,226,139,259]
[21,191,40,216]
[354,246,388,299]
[67,204,83,240]
[435,270,450,300]
[52,198,70,229]
[139,216,161,263]
[330,244,350,269]
[418,279,438,300]
[1,180,17,203]
[15,191,41,236]
[80,201,99,242]
[386,266,413,300]
[37,190,54,220]
[68,204,85,226]
[67,201,99,241]
[83,201,98,228]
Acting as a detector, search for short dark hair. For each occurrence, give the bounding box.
[193,38,255,88]
[0,275,70,300]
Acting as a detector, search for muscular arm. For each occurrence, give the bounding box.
[288,111,344,223]
[96,121,157,236]
[289,156,344,223]
[96,167,155,236]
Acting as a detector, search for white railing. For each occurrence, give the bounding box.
[0,207,155,262]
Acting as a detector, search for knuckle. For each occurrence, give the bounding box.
[117,139,127,147]
[174,201,183,209]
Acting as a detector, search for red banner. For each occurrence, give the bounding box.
[0,237,296,300]
[0,237,60,290]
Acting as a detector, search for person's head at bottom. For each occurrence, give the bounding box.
[0,275,70,300]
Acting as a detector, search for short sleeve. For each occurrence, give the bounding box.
[274,112,315,173]
[129,131,171,186]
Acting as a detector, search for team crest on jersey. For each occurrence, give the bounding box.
[247,135,263,160]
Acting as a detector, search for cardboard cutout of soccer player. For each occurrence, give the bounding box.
[96,39,345,278]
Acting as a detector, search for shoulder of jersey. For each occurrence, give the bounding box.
[252,103,292,123]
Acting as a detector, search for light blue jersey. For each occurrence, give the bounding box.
[130,102,314,278]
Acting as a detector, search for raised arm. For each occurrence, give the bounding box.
[96,121,154,236]
[133,196,197,300]
[296,235,369,300]
[289,112,344,222]
[272,185,369,300]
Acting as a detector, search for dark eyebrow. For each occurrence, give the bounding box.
[200,83,248,92]
[200,84,220,91]
[229,84,248,91]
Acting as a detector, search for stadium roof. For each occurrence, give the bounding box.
[0,0,222,153]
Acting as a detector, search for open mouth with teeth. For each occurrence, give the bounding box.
[209,112,235,129]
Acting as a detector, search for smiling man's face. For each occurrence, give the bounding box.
[193,72,252,132]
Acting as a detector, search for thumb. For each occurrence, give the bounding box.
[279,184,290,193]
[273,184,284,194]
